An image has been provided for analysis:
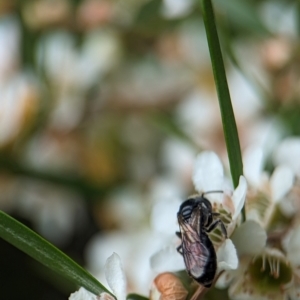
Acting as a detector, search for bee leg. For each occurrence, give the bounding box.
[177,245,183,255]
[176,231,182,239]
[206,219,228,238]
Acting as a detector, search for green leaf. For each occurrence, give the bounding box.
[199,0,244,218]
[214,0,270,36]
[127,293,149,300]
[0,211,114,297]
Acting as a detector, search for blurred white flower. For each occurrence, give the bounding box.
[161,0,194,19]
[0,16,20,80]
[23,0,70,29]
[0,73,39,146]
[36,29,121,131]
[273,137,300,178]
[260,1,297,37]
[15,180,84,246]
[175,89,221,150]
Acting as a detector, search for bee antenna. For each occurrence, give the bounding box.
[202,190,223,197]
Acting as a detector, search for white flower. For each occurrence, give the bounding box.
[244,146,295,226]
[216,220,267,288]
[215,220,298,300]
[273,137,300,178]
[193,151,247,234]
[227,247,295,300]
[161,0,194,19]
[192,151,225,194]
[217,145,300,300]
[70,253,126,300]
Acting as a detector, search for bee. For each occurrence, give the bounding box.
[176,194,227,288]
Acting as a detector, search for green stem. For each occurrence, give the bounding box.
[199,0,245,220]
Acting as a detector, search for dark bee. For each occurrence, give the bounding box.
[177,194,227,288]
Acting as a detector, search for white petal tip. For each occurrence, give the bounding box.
[192,151,224,193]
[217,239,239,271]
[69,287,98,300]
[105,253,126,300]
[232,176,247,220]
[150,246,185,273]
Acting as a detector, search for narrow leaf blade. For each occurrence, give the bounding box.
[199,0,245,219]
[0,211,113,297]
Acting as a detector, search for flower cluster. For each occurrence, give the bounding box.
[71,143,300,300]
[217,143,300,300]
[150,147,300,300]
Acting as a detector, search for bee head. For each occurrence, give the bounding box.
[178,197,198,222]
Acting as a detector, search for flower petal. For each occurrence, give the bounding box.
[105,253,127,300]
[69,287,98,300]
[285,225,300,266]
[215,270,235,289]
[270,165,294,202]
[150,246,185,273]
[192,151,224,193]
[273,137,300,177]
[243,146,264,186]
[217,239,238,271]
[231,220,267,256]
[232,176,247,220]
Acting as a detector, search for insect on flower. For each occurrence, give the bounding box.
[177,193,227,288]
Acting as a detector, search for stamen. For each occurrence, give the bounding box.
[268,256,273,275]
[250,249,293,289]
[261,254,266,272]
[263,253,281,278]
[275,257,280,278]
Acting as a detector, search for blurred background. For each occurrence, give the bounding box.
[0,0,299,299]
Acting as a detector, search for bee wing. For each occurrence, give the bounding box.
[178,218,209,279]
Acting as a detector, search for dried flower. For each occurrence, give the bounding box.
[150,272,188,300]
